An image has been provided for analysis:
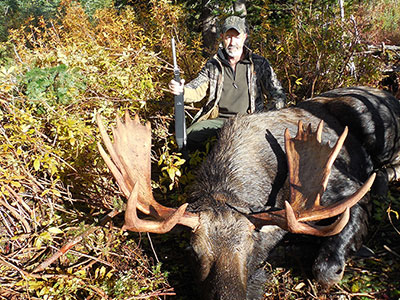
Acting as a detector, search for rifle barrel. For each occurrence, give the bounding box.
[171,37,186,150]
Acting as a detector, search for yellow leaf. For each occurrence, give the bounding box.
[52,189,61,197]
[11,181,21,188]
[33,159,41,171]
[74,268,87,277]
[99,266,106,278]
[48,227,63,234]
[39,231,52,241]
[167,168,175,181]
[49,164,57,176]
[106,270,114,279]
[175,158,186,166]
[21,124,31,133]
[295,77,303,85]
[1,186,9,196]
[387,207,399,219]
[34,237,42,249]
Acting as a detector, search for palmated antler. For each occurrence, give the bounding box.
[249,120,376,236]
[97,112,199,233]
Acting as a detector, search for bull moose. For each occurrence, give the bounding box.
[97,86,400,299]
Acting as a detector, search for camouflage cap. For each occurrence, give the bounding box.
[221,16,247,34]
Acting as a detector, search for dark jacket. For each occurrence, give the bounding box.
[183,47,286,124]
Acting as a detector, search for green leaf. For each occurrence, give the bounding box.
[39,231,52,241]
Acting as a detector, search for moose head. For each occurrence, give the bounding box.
[96,112,375,299]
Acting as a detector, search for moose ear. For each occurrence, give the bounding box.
[198,254,213,282]
[190,224,213,281]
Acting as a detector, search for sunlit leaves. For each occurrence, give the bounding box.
[159,148,186,191]
[253,2,383,101]
[0,65,17,92]
[0,1,194,299]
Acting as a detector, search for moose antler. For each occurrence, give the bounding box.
[249,120,376,236]
[97,112,199,233]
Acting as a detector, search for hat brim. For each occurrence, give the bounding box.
[222,26,243,34]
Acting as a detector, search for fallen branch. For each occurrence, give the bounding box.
[126,288,176,299]
[0,193,31,233]
[32,209,119,273]
[0,254,42,279]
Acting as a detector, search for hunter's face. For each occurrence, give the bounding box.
[222,29,247,58]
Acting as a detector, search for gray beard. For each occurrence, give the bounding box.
[225,46,241,58]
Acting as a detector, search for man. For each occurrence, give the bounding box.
[169,16,286,150]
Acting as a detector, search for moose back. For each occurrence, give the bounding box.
[97,86,400,299]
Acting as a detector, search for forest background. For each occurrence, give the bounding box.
[0,0,399,299]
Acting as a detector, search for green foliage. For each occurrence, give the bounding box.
[22,64,86,108]
[158,147,186,191]
[80,0,114,16]
[340,257,400,299]
[0,0,61,42]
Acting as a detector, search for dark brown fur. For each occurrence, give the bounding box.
[185,87,400,299]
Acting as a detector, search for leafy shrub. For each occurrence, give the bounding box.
[358,0,400,45]
[251,1,384,102]
[0,0,202,298]
[0,0,61,42]
[22,64,86,108]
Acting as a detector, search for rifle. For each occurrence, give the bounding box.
[171,37,187,150]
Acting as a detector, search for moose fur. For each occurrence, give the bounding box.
[184,86,400,299]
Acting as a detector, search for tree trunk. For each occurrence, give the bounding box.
[234,0,247,17]
[201,0,247,55]
[201,1,218,56]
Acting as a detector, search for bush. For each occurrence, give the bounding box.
[251,1,384,102]
[0,0,203,298]
[358,0,400,45]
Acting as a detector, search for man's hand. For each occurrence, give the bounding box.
[168,79,185,95]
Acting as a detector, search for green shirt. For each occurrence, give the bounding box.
[218,51,251,118]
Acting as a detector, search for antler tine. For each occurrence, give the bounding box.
[97,112,200,234]
[285,201,351,236]
[324,126,348,182]
[247,203,352,237]
[316,120,323,142]
[297,120,304,137]
[97,114,131,197]
[122,182,190,234]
